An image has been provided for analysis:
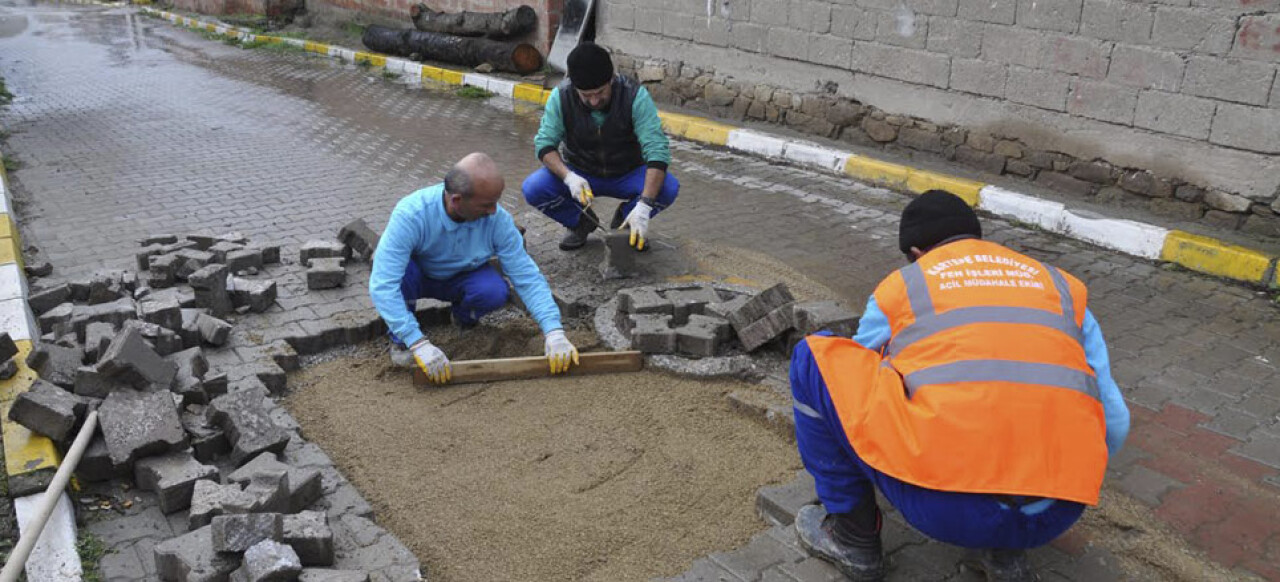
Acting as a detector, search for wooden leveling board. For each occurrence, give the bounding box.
[412,351,643,386]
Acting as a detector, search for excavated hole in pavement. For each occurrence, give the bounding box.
[284,308,804,582]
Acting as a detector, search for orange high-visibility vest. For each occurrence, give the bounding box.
[809,239,1108,505]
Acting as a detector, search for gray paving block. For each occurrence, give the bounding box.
[738,304,796,352]
[757,471,818,526]
[181,408,231,463]
[301,240,350,267]
[73,365,131,399]
[132,320,185,357]
[97,323,177,388]
[599,232,640,280]
[0,359,17,380]
[28,283,70,316]
[234,539,302,581]
[140,295,183,332]
[26,342,84,389]
[84,321,115,363]
[707,528,799,580]
[8,378,90,441]
[618,287,672,315]
[338,218,381,261]
[307,258,347,290]
[179,308,205,348]
[197,312,233,346]
[208,386,292,465]
[190,264,233,317]
[175,249,216,281]
[153,525,240,582]
[213,513,285,553]
[727,283,795,331]
[189,479,256,529]
[229,452,324,513]
[137,244,166,271]
[227,248,265,273]
[204,371,230,398]
[674,314,732,358]
[135,450,219,514]
[141,234,179,246]
[99,389,187,466]
[299,570,370,582]
[208,241,246,263]
[37,302,74,338]
[239,470,292,514]
[284,511,335,566]
[629,313,676,354]
[148,254,179,288]
[791,301,860,337]
[87,271,126,304]
[666,286,723,324]
[256,244,282,265]
[229,277,278,313]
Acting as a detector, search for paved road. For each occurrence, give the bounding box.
[1,3,1278,580]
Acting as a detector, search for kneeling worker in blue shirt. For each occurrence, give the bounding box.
[370,152,579,384]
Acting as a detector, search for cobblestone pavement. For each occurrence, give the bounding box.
[0,3,1278,580]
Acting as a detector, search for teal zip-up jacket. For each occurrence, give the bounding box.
[370,185,562,347]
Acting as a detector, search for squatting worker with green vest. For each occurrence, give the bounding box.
[521,42,678,252]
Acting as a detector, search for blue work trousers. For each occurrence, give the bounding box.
[521,164,680,229]
[790,334,1085,549]
[391,261,509,346]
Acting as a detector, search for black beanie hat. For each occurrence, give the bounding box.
[898,190,983,255]
[567,43,614,90]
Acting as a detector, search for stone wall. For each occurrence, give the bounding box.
[596,0,1280,239]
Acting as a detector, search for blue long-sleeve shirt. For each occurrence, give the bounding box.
[533,86,671,168]
[369,185,561,347]
[852,296,1130,456]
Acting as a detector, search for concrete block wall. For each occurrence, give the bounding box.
[597,0,1280,239]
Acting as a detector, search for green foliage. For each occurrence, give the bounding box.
[77,532,108,582]
[343,22,367,38]
[457,86,494,99]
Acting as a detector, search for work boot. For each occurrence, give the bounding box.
[794,504,886,582]
[960,549,1038,582]
[559,207,600,251]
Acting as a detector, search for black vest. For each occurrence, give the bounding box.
[559,75,646,179]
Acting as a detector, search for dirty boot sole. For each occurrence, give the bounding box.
[959,549,1039,582]
[794,505,886,582]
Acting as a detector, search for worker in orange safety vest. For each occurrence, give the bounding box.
[790,190,1130,582]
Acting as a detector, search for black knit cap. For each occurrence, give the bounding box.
[567,42,614,90]
[898,190,983,255]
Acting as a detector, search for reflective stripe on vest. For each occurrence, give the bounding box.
[903,359,1100,399]
[890,262,1094,402]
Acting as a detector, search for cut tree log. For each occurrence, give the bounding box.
[410,4,537,39]
[361,25,543,74]
[412,351,643,386]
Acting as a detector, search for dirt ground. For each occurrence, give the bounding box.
[285,317,803,582]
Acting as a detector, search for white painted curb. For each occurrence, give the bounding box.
[13,490,80,580]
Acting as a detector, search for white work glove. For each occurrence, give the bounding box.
[544,329,579,374]
[411,339,452,384]
[563,172,594,207]
[619,199,653,251]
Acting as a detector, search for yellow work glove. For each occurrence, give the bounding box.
[563,172,594,207]
[411,338,452,384]
[620,199,653,251]
[544,329,579,374]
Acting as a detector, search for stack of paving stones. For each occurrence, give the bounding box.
[614,283,860,358]
[304,218,383,291]
[14,231,423,580]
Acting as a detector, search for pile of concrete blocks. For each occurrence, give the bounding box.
[613,283,862,357]
[614,285,741,358]
[135,233,281,314]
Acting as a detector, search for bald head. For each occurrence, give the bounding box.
[443,152,504,222]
